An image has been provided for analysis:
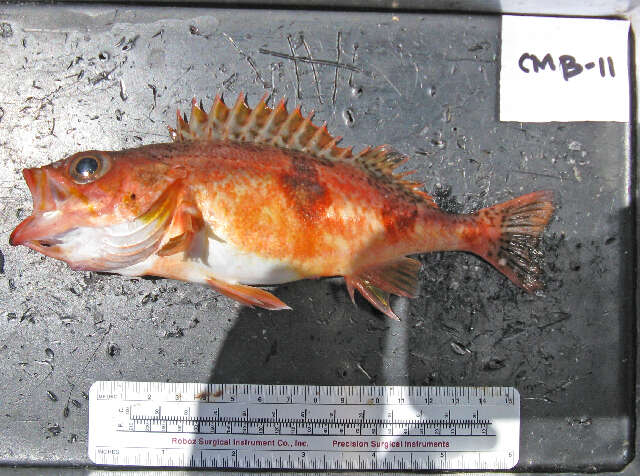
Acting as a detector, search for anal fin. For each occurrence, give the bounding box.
[206,276,291,311]
[345,257,422,320]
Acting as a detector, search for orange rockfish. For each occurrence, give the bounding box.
[10,93,554,319]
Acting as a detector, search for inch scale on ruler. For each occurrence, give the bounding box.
[88,381,519,470]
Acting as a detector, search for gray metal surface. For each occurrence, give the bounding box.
[0,4,634,472]
[35,0,638,18]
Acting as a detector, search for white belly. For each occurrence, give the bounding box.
[117,228,301,286]
[202,233,301,285]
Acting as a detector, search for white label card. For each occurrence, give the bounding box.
[500,15,629,122]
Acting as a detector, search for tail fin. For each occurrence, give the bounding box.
[476,190,554,292]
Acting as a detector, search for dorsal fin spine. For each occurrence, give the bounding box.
[226,94,250,140]
[338,146,353,159]
[271,106,301,147]
[241,93,269,141]
[304,122,327,153]
[173,93,433,203]
[256,98,286,143]
[288,112,314,148]
[209,95,227,140]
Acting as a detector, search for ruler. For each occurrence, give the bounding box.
[88,381,520,470]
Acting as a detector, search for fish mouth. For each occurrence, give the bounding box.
[10,167,72,249]
[9,214,63,252]
[9,215,36,246]
[23,167,71,212]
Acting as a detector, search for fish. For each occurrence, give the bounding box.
[10,93,554,319]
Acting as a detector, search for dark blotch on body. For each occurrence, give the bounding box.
[279,155,330,223]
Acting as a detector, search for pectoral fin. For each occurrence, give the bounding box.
[158,202,205,257]
[345,257,422,320]
[206,276,291,311]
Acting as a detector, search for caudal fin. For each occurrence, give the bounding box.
[477,190,554,292]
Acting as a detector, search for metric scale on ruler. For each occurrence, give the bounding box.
[88,381,520,470]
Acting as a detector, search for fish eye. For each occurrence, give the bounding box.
[76,157,98,176]
[69,153,110,184]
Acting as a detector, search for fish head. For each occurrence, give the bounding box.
[10,149,177,270]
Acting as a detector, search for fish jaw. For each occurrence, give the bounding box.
[10,166,81,255]
[9,210,70,260]
[22,166,73,213]
[10,166,86,261]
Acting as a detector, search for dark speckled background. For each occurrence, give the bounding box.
[0,4,634,472]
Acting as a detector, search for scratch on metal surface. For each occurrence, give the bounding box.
[370,63,402,98]
[168,65,193,92]
[301,36,322,104]
[147,83,157,109]
[24,85,63,120]
[222,72,238,90]
[332,32,342,105]
[119,78,127,101]
[223,32,269,89]
[287,35,301,100]
[90,66,117,86]
[22,28,69,34]
[122,130,167,138]
[510,169,562,180]
[348,43,359,88]
[442,55,494,64]
[80,323,113,375]
[258,48,361,73]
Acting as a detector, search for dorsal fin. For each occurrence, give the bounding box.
[169,93,436,205]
